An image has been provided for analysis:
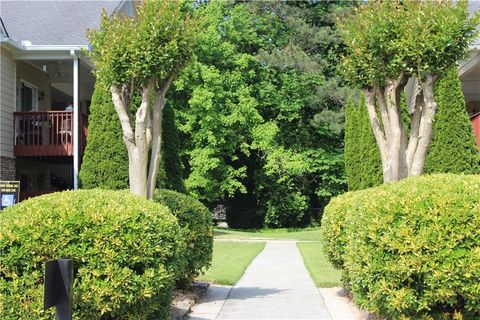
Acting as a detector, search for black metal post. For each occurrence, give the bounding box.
[44,259,73,320]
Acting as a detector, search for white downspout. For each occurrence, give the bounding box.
[71,50,79,190]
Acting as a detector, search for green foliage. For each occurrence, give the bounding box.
[173,0,351,228]
[321,174,480,319]
[339,0,479,88]
[424,67,480,174]
[80,81,186,192]
[344,94,382,191]
[0,190,185,320]
[87,0,199,86]
[153,189,213,286]
[156,107,187,193]
[79,80,129,189]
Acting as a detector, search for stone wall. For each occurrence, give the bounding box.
[0,157,16,180]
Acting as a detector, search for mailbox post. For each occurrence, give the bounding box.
[44,259,73,320]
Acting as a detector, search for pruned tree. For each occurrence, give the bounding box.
[339,0,479,182]
[87,0,199,198]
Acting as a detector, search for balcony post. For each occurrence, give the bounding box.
[72,52,79,190]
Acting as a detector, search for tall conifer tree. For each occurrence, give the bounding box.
[344,94,382,191]
[424,67,480,174]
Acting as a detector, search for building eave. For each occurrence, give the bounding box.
[1,37,90,61]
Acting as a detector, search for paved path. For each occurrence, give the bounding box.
[190,241,342,320]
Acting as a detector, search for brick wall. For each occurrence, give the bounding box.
[0,157,16,180]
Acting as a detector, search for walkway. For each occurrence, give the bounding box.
[189,241,359,320]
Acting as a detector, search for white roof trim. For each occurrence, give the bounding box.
[1,37,90,61]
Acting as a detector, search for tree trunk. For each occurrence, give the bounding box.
[110,83,153,198]
[128,146,148,196]
[409,75,437,176]
[146,76,173,199]
[364,74,438,183]
[146,93,164,199]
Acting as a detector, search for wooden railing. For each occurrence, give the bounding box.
[13,111,87,157]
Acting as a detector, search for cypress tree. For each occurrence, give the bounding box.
[80,81,186,192]
[79,81,129,189]
[344,97,361,190]
[424,67,480,174]
[344,94,383,191]
[157,106,187,193]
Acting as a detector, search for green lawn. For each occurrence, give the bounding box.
[297,242,342,287]
[198,241,265,285]
[202,228,340,288]
[213,227,322,241]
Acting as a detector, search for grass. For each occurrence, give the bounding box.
[213,227,322,241]
[297,242,342,287]
[198,241,265,285]
[203,228,340,288]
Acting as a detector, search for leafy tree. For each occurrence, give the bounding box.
[424,67,480,174]
[173,1,350,227]
[339,0,479,182]
[80,81,186,193]
[87,0,200,198]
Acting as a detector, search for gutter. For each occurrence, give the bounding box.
[0,37,88,51]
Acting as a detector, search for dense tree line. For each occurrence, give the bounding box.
[81,0,353,228]
[171,0,353,227]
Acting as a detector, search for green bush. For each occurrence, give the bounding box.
[321,174,480,319]
[0,190,185,320]
[153,189,213,285]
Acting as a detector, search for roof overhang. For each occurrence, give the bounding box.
[1,37,94,68]
[459,48,480,78]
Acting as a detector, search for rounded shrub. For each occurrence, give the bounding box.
[0,189,185,320]
[321,174,480,319]
[153,189,213,286]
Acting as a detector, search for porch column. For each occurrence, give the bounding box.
[72,52,79,190]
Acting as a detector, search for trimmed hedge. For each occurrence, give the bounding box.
[321,174,480,319]
[0,190,185,320]
[153,189,213,286]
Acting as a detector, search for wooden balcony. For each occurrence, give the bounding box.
[14,111,87,157]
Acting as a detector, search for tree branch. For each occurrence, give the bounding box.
[406,88,423,173]
[110,84,135,147]
[364,89,389,178]
[375,85,391,145]
[135,80,154,148]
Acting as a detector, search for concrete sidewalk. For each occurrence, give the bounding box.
[190,241,357,320]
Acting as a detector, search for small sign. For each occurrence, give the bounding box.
[0,181,20,210]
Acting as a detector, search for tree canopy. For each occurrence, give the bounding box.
[171,0,352,227]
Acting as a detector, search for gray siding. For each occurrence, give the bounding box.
[1,47,15,158]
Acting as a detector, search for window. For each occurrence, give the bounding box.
[20,80,38,111]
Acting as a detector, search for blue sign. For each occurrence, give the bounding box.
[0,181,20,210]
